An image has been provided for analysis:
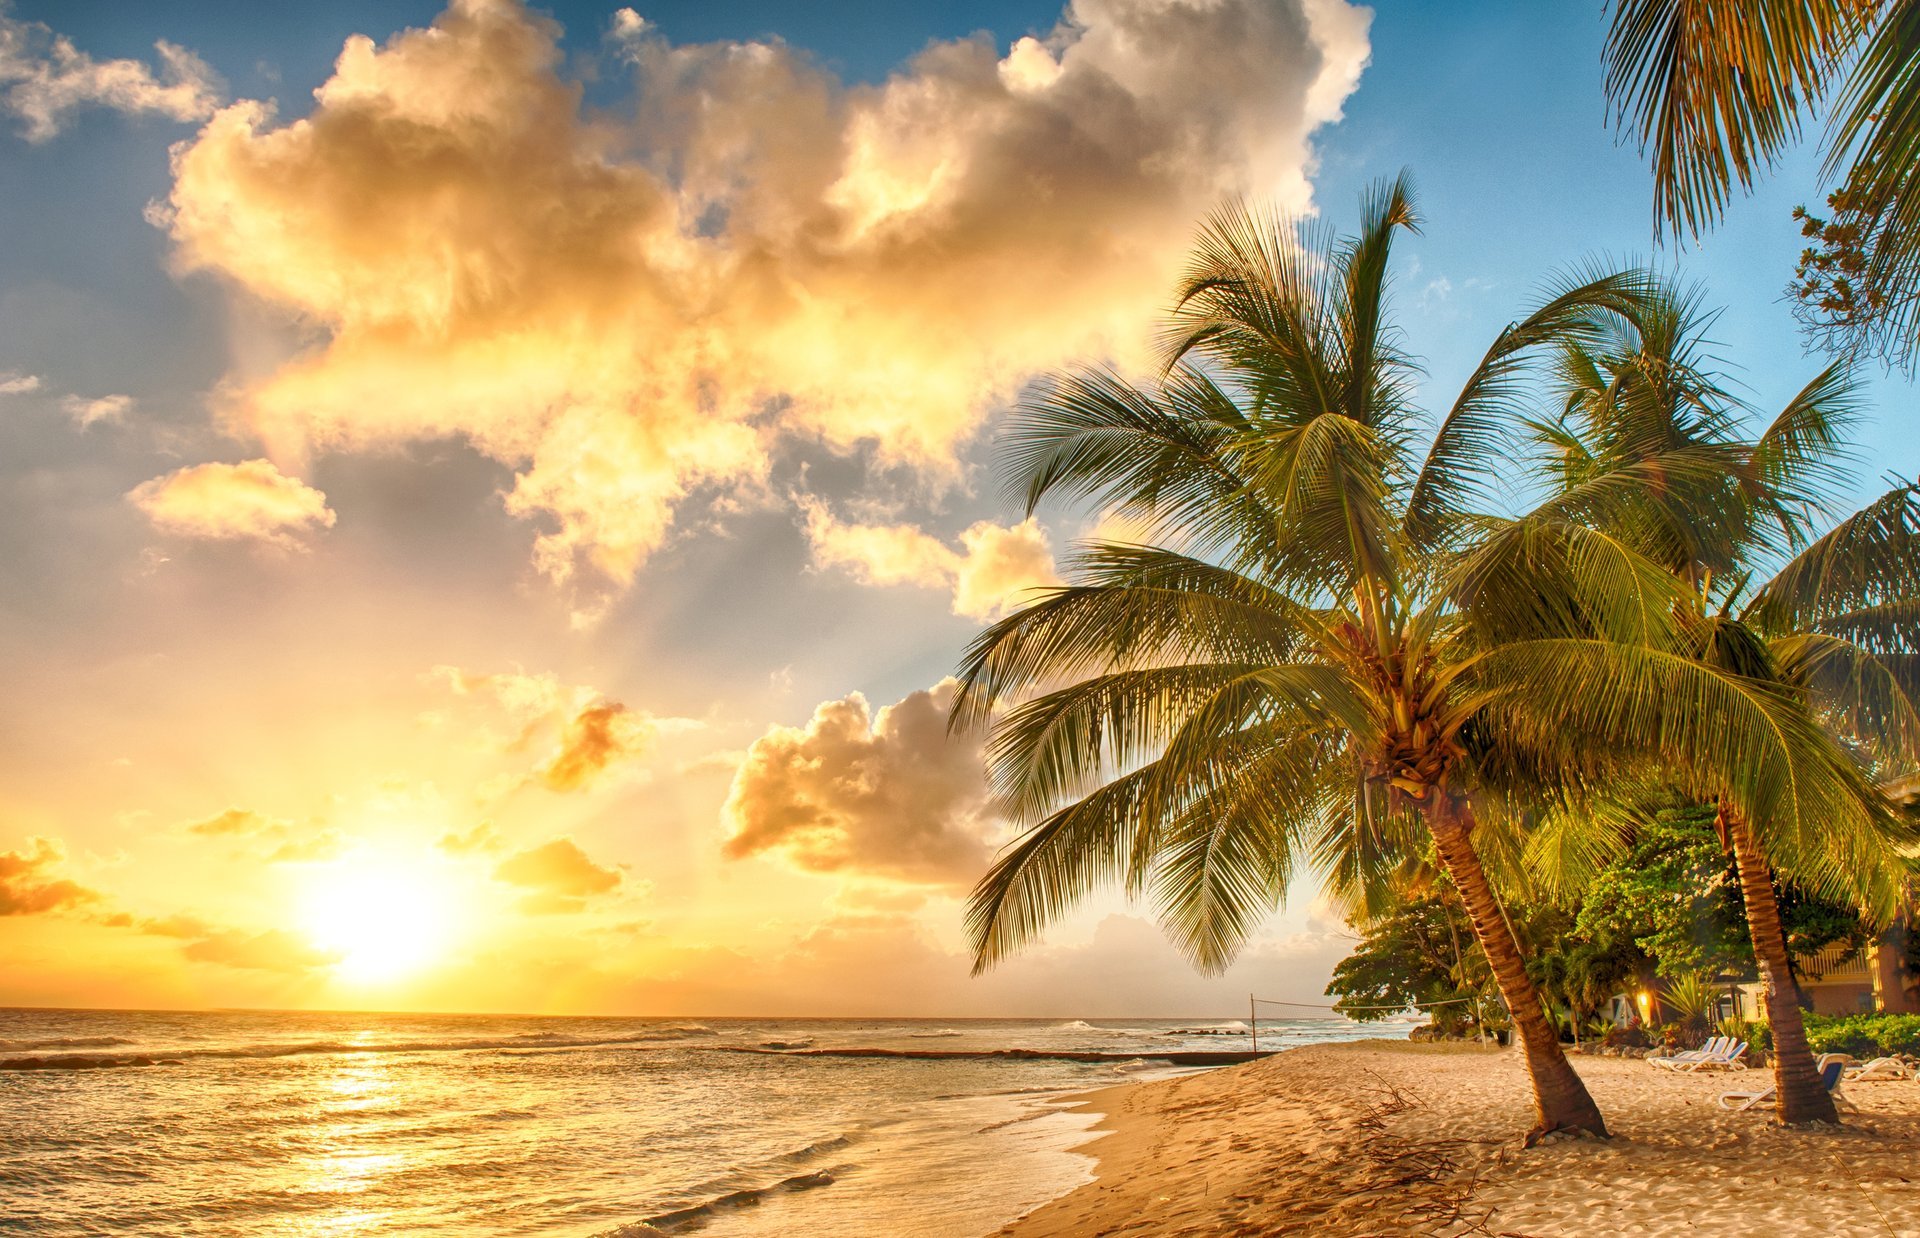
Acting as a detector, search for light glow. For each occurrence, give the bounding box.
[298,856,460,984]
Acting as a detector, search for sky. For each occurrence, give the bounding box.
[0,0,1913,1019]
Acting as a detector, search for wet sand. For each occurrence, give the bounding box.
[1000,1040,1920,1236]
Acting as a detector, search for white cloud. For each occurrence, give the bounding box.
[60,393,131,428]
[0,4,221,141]
[0,370,40,395]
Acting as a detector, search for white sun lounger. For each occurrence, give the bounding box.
[1719,1055,1848,1112]
[1845,1056,1915,1082]
[1652,1037,1745,1070]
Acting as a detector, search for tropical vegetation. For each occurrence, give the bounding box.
[950,175,1918,1139]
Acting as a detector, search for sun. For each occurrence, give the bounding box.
[298,856,460,984]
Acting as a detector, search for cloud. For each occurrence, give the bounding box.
[127,459,336,545]
[537,702,657,792]
[0,4,221,141]
[60,393,132,428]
[177,807,339,862]
[0,370,39,395]
[432,666,697,791]
[123,913,337,972]
[183,807,280,837]
[0,837,100,915]
[721,678,997,885]
[802,499,1060,620]
[492,836,624,913]
[437,822,505,855]
[155,0,1369,587]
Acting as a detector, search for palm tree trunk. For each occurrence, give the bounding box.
[1426,793,1609,1142]
[1720,802,1839,1125]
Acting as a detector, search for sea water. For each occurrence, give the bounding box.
[0,1009,1410,1236]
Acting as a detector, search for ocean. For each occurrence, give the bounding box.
[0,1008,1413,1236]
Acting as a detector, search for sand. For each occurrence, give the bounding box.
[999,1041,1920,1237]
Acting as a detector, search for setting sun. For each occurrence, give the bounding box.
[298,859,459,984]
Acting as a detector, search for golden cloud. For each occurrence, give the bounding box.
[127,458,335,544]
[432,666,697,791]
[135,916,339,972]
[721,679,997,886]
[802,499,1061,620]
[492,835,624,913]
[0,837,100,916]
[156,0,1369,586]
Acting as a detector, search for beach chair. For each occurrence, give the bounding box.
[1718,1055,1848,1112]
[1648,1036,1727,1070]
[1845,1056,1915,1082]
[1673,1040,1748,1072]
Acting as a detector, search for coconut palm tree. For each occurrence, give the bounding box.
[1521,292,1920,1121]
[950,176,1896,1141]
[1604,0,1920,372]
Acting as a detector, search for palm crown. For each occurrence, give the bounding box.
[952,175,1910,1139]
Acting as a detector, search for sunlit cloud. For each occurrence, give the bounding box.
[722,679,998,886]
[0,369,40,395]
[0,3,222,141]
[801,499,1061,620]
[432,666,701,792]
[154,0,1369,588]
[0,837,100,916]
[492,836,625,914]
[127,459,336,545]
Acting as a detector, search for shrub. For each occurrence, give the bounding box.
[1602,1023,1651,1049]
[1802,1013,1920,1057]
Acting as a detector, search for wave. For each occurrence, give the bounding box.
[719,1046,1268,1066]
[0,1027,717,1072]
[625,1167,843,1235]
[0,1036,136,1051]
[908,1028,964,1038]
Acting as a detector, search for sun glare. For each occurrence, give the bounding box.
[298,858,459,984]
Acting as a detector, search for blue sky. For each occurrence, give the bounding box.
[0,0,1911,1016]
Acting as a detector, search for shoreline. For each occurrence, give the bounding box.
[997,1041,1920,1236]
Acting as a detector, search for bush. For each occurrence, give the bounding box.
[1602,1023,1651,1049]
[1802,1013,1920,1057]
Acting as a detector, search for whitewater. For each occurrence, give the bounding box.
[0,1007,1410,1235]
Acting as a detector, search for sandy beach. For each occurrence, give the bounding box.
[1002,1042,1920,1237]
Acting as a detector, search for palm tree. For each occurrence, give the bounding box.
[1604,0,1920,372]
[1523,292,1919,1121]
[950,176,1893,1141]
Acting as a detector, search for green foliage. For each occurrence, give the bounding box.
[1325,884,1486,1026]
[1574,806,1747,979]
[1572,804,1874,982]
[1660,971,1716,1029]
[1802,1013,1920,1057]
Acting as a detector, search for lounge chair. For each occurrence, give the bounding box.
[1675,1040,1748,1072]
[1845,1056,1915,1082]
[1647,1035,1724,1068]
[1652,1037,1746,1071]
[1719,1055,1848,1112]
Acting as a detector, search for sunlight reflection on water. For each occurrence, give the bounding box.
[0,1010,1410,1236]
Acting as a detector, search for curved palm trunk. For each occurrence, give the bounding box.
[1426,793,1609,1143]
[1721,803,1839,1125]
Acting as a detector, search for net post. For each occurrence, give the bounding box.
[1249,994,1257,1055]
